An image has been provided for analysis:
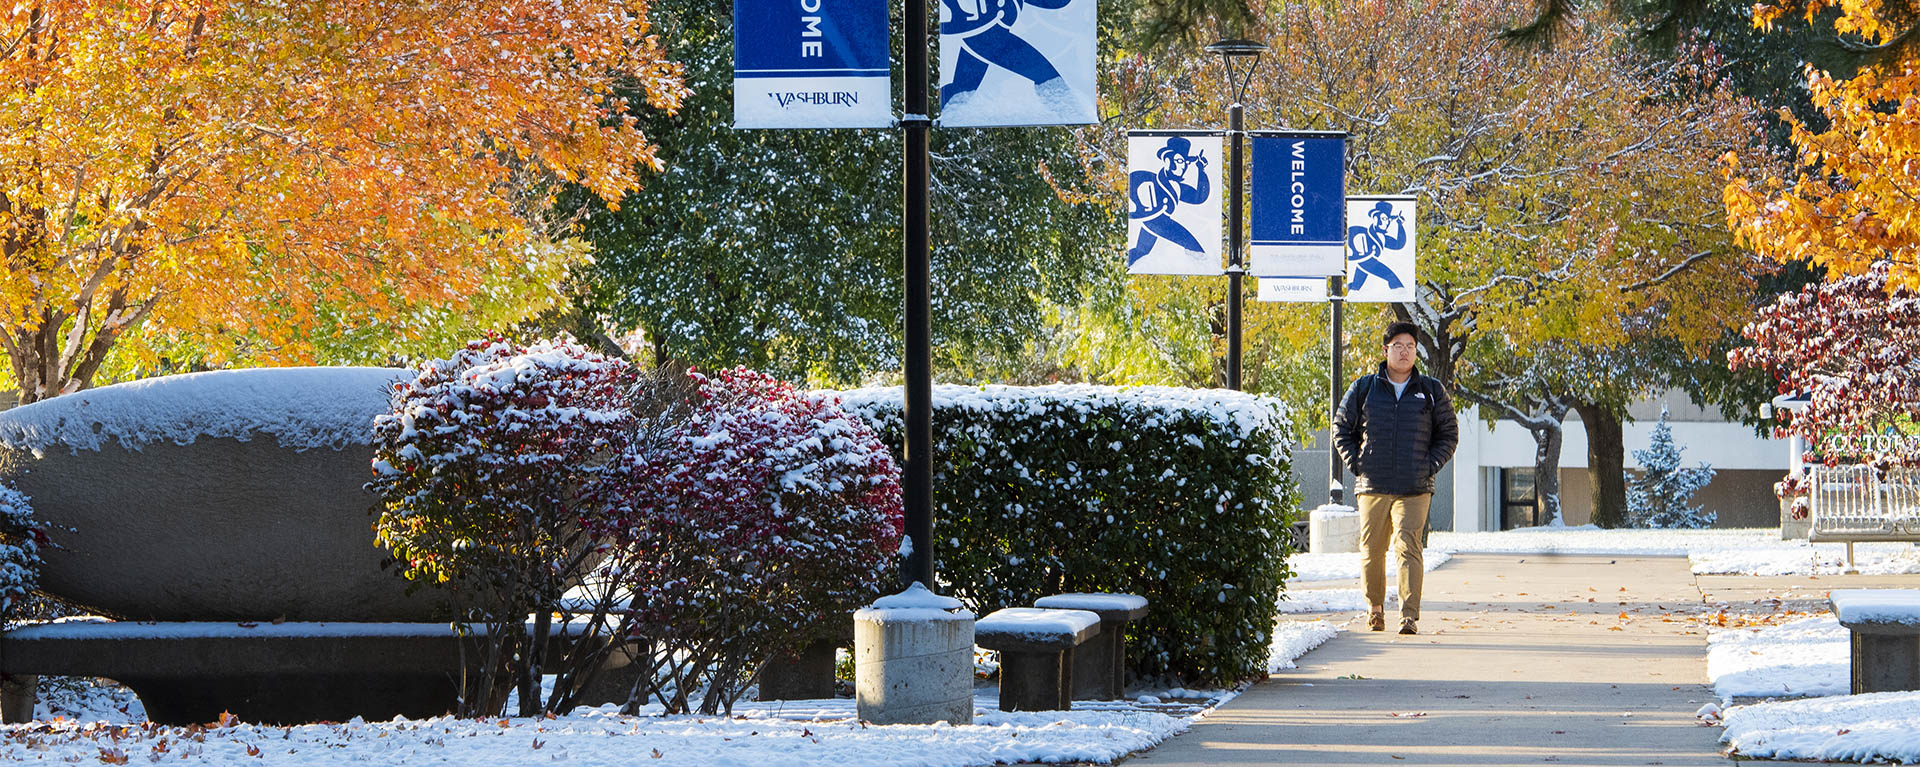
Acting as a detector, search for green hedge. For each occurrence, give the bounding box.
[837,384,1299,686]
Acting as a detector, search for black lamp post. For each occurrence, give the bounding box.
[1203,39,1266,392]
[901,0,933,591]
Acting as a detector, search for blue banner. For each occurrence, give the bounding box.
[938,0,1097,127]
[1250,133,1347,277]
[735,0,891,129]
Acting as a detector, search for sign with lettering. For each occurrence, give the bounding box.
[1125,132,1222,275]
[938,0,1097,127]
[734,0,891,129]
[1256,277,1329,302]
[1249,132,1346,277]
[1343,195,1417,303]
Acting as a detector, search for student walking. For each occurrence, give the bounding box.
[1333,321,1459,635]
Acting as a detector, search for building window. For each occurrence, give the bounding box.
[1501,467,1538,530]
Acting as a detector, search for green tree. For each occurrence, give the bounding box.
[573,0,1113,387]
[1062,0,1768,510]
[1627,406,1718,528]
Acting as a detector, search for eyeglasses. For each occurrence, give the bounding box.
[1386,343,1417,352]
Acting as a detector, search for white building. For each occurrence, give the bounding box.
[1293,391,1790,530]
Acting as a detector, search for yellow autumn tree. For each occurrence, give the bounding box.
[0,1,685,402]
[1067,0,1762,424]
[1726,2,1920,286]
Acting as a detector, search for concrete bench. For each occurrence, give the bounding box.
[0,620,469,724]
[759,615,855,701]
[974,607,1100,712]
[0,618,625,724]
[1032,593,1148,700]
[1829,589,1920,694]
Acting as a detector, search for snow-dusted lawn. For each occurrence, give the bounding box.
[1700,601,1920,762]
[0,698,1187,766]
[1276,588,1367,613]
[1288,550,1452,582]
[1267,619,1338,673]
[1706,615,1849,701]
[1720,692,1920,764]
[1431,526,1920,576]
[6,615,1339,766]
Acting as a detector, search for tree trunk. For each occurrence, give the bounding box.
[1577,402,1629,529]
[1528,405,1570,526]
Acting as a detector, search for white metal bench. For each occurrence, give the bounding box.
[1807,464,1920,566]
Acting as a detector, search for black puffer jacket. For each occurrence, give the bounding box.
[1333,363,1459,496]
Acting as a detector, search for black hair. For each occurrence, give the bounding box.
[1383,321,1420,346]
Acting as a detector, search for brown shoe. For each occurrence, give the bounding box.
[1368,610,1385,631]
[1398,619,1417,635]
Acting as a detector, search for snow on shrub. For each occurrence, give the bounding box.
[367,335,637,717]
[609,368,902,715]
[838,384,1298,686]
[0,482,49,626]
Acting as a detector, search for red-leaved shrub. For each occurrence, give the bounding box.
[605,367,902,714]
[368,334,636,716]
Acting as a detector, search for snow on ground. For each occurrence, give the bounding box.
[10,625,1343,767]
[1276,588,1368,613]
[1700,601,1920,762]
[0,697,1186,766]
[1430,526,1920,576]
[1268,619,1338,673]
[1289,551,1452,582]
[35,677,142,723]
[1720,691,1920,764]
[1706,615,1848,701]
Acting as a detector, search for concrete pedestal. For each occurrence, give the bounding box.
[0,674,35,724]
[1309,504,1361,554]
[1850,633,1920,694]
[853,585,974,725]
[1780,495,1811,540]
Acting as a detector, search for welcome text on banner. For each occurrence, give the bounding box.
[735,0,892,129]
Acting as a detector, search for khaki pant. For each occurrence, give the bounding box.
[1357,493,1431,621]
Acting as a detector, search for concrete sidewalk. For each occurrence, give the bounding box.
[1130,554,1731,766]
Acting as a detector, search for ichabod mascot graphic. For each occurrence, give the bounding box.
[1127,136,1211,266]
[1347,200,1407,290]
[940,0,1076,111]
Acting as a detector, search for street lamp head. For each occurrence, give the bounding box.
[1204,39,1268,58]
[1205,39,1266,103]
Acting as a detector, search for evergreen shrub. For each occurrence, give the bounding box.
[0,481,49,625]
[1627,407,1717,529]
[839,384,1299,686]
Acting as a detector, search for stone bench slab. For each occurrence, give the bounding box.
[1828,589,1920,695]
[1033,593,1148,623]
[974,608,1100,653]
[1831,589,1920,634]
[1033,593,1149,701]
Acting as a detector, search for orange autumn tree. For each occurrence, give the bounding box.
[0,1,685,402]
[1726,1,1920,286]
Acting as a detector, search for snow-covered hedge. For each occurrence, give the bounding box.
[838,384,1299,685]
